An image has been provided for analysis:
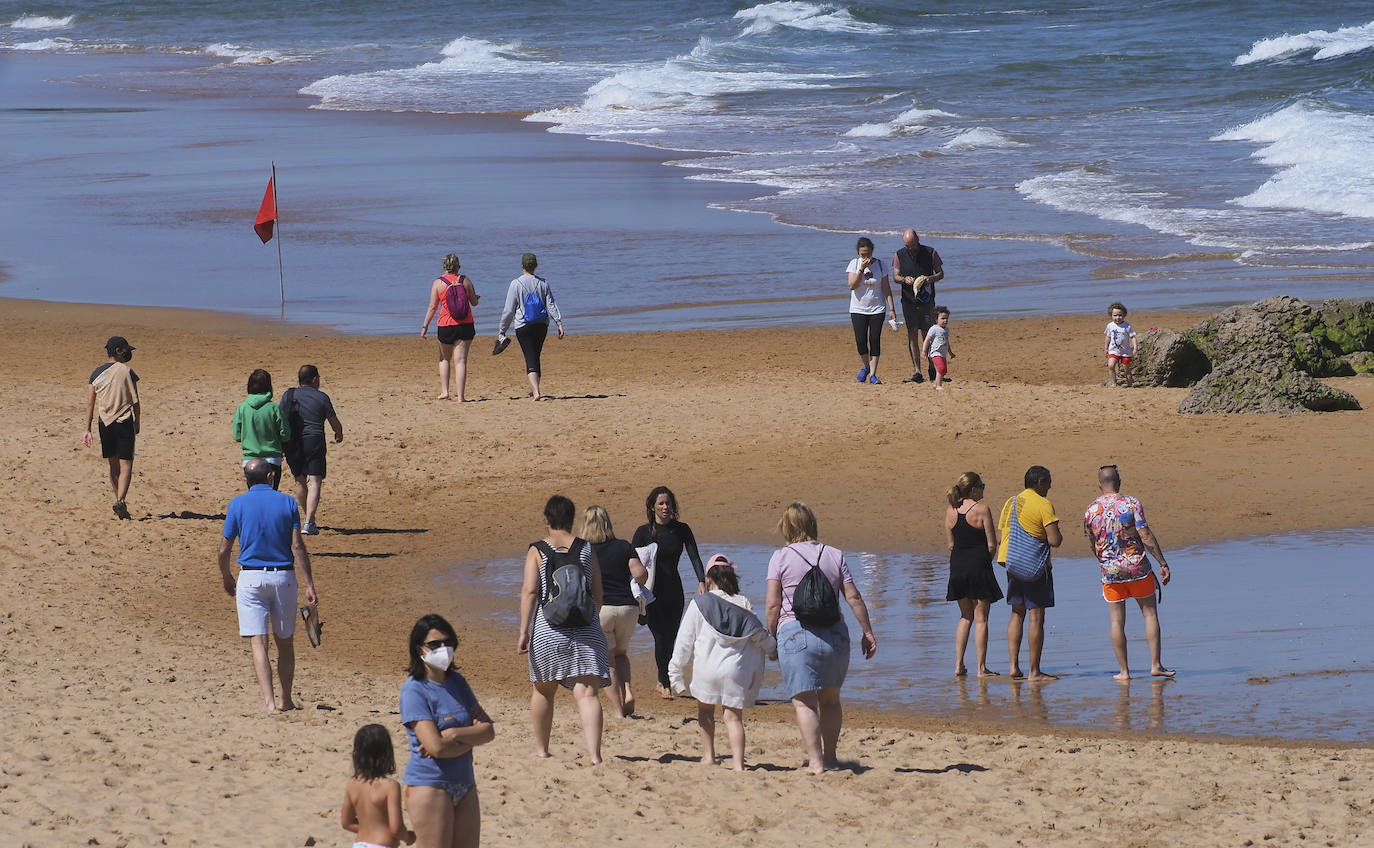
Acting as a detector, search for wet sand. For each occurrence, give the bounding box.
[3,297,1373,846]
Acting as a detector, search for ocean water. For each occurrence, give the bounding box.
[3,1,1374,330]
[455,529,1374,743]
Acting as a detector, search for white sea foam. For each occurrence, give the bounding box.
[529,36,837,134]
[942,127,1024,150]
[734,1,889,36]
[9,14,74,30]
[1212,102,1374,219]
[301,37,546,110]
[12,37,72,50]
[1017,169,1223,241]
[204,42,288,65]
[844,106,958,137]
[1234,19,1374,65]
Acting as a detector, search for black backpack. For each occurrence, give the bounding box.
[536,539,596,628]
[791,544,841,628]
[278,387,303,453]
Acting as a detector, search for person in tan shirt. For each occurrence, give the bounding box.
[83,335,140,519]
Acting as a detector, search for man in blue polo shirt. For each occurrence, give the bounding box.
[218,459,319,713]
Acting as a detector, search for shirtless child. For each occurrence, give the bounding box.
[342,724,415,848]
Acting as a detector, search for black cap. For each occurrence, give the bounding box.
[105,336,134,354]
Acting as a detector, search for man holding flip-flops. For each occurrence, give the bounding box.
[217,459,319,713]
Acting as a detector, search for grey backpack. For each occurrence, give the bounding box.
[536,539,595,628]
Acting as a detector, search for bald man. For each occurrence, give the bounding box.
[218,459,318,712]
[892,229,944,383]
[1083,464,1174,680]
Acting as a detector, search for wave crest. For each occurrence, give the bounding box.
[845,107,958,137]
[9,14,74,30]
[1212,102,1374,219]
[734,1,889,36]
[1234,19,1374,65]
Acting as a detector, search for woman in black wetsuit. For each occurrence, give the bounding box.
[632,485,707,699]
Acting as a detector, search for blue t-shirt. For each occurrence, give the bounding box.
[400,674,479,786]
[222,485,300,568]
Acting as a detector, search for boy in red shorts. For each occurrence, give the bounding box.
[1104,302,1137,387]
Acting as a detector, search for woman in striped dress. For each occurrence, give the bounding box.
[517,494,610,764]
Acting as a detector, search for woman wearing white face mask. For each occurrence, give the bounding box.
[400,614,495,848]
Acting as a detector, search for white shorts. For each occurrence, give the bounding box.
[599,605,639,655]
[236,569,298,638]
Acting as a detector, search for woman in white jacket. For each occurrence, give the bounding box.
[669,555,777,771]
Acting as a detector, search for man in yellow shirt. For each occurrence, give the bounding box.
[996,466,1062,681]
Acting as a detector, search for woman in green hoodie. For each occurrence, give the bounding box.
[232,369,290,490]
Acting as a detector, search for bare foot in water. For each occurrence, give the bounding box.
[1009,667,1025,680]
[978,667,1001,677]
[955,664,968,677]
[1113,671,1131,681]
[1026,671,1060,682]
[1151,666,1177,678]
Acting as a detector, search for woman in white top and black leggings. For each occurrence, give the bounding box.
[846,236,897,385]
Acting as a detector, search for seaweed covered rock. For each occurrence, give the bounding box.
[1342,351,1374,376]
[1133,329,1210,387]
[1177,351,1362,414]
[1184,295,1374,377]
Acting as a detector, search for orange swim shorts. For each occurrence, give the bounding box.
[1102,573,1157,603]
[1108,354,1133,365]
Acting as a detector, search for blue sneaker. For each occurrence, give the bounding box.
[869,373,882,385]
[856,366,869,382]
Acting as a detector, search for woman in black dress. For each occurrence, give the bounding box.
[945,472,1003,677]
[631,485,706,698]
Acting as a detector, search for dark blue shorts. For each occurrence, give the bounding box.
[286,435,326,479]
[1006,568,1054,610]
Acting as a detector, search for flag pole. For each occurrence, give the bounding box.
[272,162,285,310]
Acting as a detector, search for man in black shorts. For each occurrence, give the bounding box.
[83,335,141,519]
[892,229,944,383]
[280,364,343,535]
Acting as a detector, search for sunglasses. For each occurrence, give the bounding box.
[423,638,458,650]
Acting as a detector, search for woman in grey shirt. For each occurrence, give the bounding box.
[497,252,564,400]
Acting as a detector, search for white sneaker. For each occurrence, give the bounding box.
[302,522,319,536]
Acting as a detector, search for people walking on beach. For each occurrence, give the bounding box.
[517,495,608,763]
[996,466,1062,682]
[892,229,944,383]
[420,253,481,401]
[217,458,318,712]
[580,504,648,717]
[232,369,289,490]
[670,554,776,771]
[1083,464,1175,680]
[83,335,140,519]
[401,613,494,848]
[341,723,415,848]
[280,364,343,535]
[1104,302,1138,387]
[765,502,878,774]
[945,472,1002,677]
[922,306,954,390]
[496,253,564,400]
[632,486,707,699]
[846,236,896,384]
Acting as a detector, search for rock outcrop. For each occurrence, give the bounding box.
[1133,295,1370,414]
[1176,351,1362,415]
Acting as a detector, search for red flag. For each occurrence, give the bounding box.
[254,176,276,244]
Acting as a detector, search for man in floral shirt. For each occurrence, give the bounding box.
[1083,464,1174,680]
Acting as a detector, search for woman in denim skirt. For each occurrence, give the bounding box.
[764,502,878,775]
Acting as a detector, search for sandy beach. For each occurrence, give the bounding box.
[3,297,1371,847]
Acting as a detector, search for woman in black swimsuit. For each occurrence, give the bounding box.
[631,486,706,698]
[945,472,1003,677]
